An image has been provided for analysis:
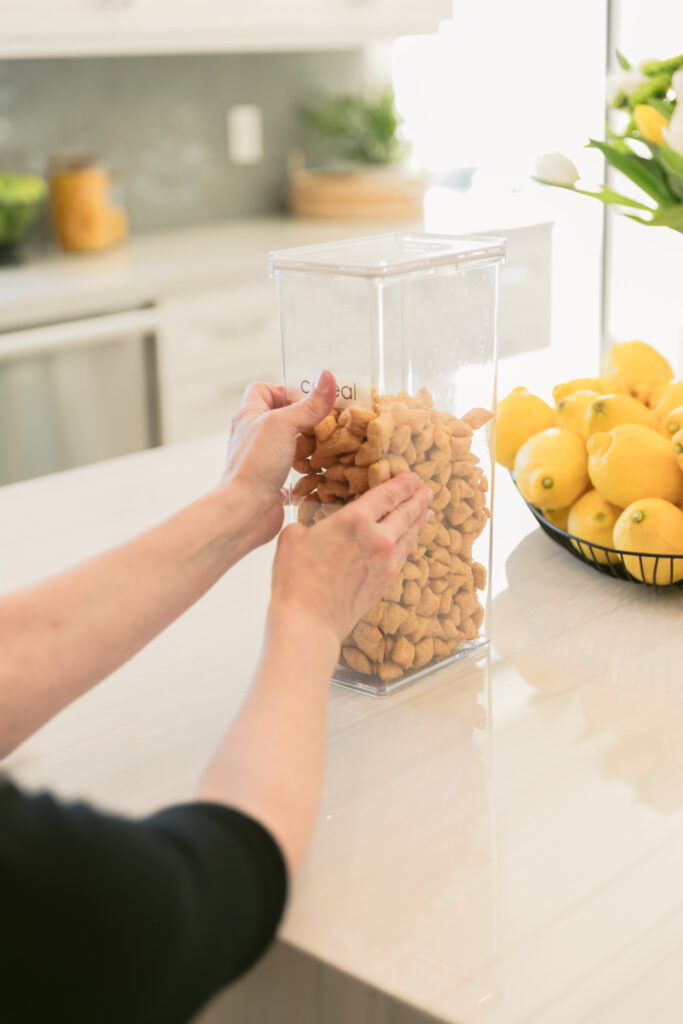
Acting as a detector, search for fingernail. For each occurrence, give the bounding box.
[427,488,435,502]
[314,369,331,391]
[426,509,435,521]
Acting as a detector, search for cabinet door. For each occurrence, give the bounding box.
[0,0,121,57]
[158,281,281,444]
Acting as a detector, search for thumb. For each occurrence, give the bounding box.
[278,370,337,435]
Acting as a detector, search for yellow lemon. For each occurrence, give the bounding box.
[613,498,683,584]
[552,376,605,404]
[633,103,670,145]
[650,380,683,418]
[514,428,589,510]
[673,427,683,471]
[555,389,600,437]
[661,404,683,440]
[495,387,555,470]
[582,392,659,439]
[601,340,673,404]
[567,489,622,564]
[587,424,683,508]
[541,506,570,531]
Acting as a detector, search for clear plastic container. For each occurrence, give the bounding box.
[269,232,506,696]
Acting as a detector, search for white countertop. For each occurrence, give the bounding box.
[3,437,683,1023]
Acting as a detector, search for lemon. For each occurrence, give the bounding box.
[613,498,683,583]
[582,392,659,439]
[495,387,555,470]
[552,376,605,404]
[673,427,683,471]
[555,389,600,437]
[661,404,683,440]
[650,380,683,419]
[514,427,589,510]
[587,424,683,508]
[567,489,621,564]
[601,340,673,404]
[541,506,570,531]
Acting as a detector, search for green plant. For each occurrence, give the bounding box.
[535,51,683,234]
[301,87,406,166]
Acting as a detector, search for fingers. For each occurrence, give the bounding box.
[380,484,432,544]
[353,472,422,524]
[391,499,431,567]
[274,370,337,435]
[238,382,288,416]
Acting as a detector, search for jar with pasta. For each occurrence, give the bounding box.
[269,233,505,695]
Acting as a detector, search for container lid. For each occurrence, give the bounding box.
[269,231,506,279]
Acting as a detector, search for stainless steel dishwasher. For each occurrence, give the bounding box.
[0,306,160,486]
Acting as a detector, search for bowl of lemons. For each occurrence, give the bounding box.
[498,340,683,586]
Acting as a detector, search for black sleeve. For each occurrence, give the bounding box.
[0,779,287,1024]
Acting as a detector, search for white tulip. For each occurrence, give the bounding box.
[672,68,683,99]
[662,103,683,155]
[535,152,580,187]
[606,68,646,105]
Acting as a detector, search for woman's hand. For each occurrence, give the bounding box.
[268,473,433,647]
[217,372,337,548]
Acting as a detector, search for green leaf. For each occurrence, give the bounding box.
[641,54,683,77]
[630,72,672,106]
[644,204,683,231]
[647,98,676,119]
[651,145,683,201]
[587,138,677,205]
[615,50,631,71]
[533,176,652,210]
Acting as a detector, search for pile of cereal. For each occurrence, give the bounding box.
[291,386,491,682]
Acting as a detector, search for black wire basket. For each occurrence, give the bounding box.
[513,479,683,588]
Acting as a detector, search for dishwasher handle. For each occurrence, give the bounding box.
[0,308,159,362]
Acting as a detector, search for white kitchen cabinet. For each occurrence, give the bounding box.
[157,280,281,444]
[1,0,452,59]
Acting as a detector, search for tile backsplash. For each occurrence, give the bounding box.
[0,51,362,238]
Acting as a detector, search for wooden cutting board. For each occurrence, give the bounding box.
[289,168,425,220]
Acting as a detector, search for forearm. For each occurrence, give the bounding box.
[197,611,339,877]
[0,487,256,757]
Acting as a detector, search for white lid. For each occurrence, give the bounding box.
[269,231,506,279]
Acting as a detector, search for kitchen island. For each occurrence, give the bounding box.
[2,436,683,1024]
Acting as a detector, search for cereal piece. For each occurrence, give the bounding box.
[456,589,479,617]
[292,458,311,474]
[439,588,453,616]
[409,543,427,561]
[446,502,472,527]
[389,423,412,455]
[463,407,492,429]
[462,510,488,534]
[401,561,421,581]
[427,558,449,580]
[352,621,385,662]
[368,459,391,488]
[440,617,460,641]
[434,523,450,547]
[404,441,418,465]
[416,586,440,617]
[362,601,386,627]
[472,603,485,629]
[345,466,370,495]
[338,452,356,466]
[382,601,409,635]
[452,458,478,476]
[431,486,451,512]
[472,562,487,590]
[460,616,478,640]
[402,579,421,606]
[448,529,462,554]
[414,425,436,458]
[431,578,448,594]
[388,453,411,476]
[447,419,473,438]
[346,407,376,434]
[460,535,474,561]
[413,460,438,483]
[354,440,382,467]
[317,478,349,502]
[378,661,404,682]
[342,647,373,675]
[433,426,450,452]
[389,401,409,427]
[295,434,316,460]
[368,412,394,453]
[431,448,451,472]
[293,473,320,497]
[416,557,430,589]
[433,638,451,658]
[407,616,430,644]
[449,603,462,627]
[450,436,473,459]
[406,408,429,433]
[392,636,416,670]
[450,553,470,577]
[310,449,340,470]
[418,521,439,546]
[397,609,419,636]
[436,462,451,486]
[317,426,363,458]
[413,637,434,669]
[416,385,434,409]
[459,479,475,499]
[384,575,404,603]
[325,463,348,482]
[314,412,338,442]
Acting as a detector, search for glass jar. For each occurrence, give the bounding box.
[50,155,127,253]
[269,232,506,696]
